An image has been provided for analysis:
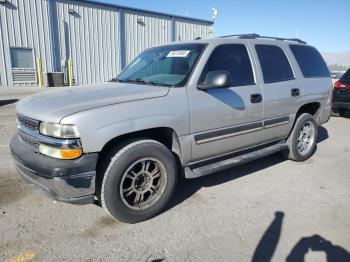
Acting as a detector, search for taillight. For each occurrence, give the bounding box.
[334,81,350,90]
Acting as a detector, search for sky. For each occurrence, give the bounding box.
[95,0,350,53]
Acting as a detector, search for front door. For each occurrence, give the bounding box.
[187,43,265,162]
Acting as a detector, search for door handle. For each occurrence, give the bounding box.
[291,88,300,97]
[251,94,262,103]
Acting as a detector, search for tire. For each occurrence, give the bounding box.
[338,108,346,118]
[331,108,339,117]
[282,113,318,162]
[100,139,178,223]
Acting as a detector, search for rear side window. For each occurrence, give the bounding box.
[289,45,330,78]
[255,45,294,83]
[200,44,255,86]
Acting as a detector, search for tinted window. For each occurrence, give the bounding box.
[200,44,255,86]
[10,48,34,68]
[255,45,294,83]
[289,45,330,78]
[340,69,350,81]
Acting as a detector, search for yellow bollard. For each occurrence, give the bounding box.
[68,58,73,87]
[36,57,42,88]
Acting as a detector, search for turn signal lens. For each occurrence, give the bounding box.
[39,144,82,159]
[59,148,83,159]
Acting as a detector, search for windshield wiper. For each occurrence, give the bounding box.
[117,78,173,87]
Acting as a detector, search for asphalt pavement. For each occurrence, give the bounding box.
[0,88,349,262]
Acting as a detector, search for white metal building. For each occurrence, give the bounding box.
[0,0,213,86]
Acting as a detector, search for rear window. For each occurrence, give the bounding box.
[289,45,330,78]
[340,69,350,81]
[255,45,294,84]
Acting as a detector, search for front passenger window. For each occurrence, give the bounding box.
[200,44,255,87]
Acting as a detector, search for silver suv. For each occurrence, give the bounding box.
[11,34,332,223]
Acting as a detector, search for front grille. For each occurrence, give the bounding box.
[18,131,39,151]
[17,114,39,131]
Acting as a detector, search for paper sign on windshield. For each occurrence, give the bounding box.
[167,50,190,57]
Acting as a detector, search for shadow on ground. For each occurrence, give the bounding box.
[252,211,350,262]
[169,152,286,211]
[318,126,329,143]
[0,99,18,107]
[169,126,329,211]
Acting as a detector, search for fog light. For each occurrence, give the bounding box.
[39,144,82,159]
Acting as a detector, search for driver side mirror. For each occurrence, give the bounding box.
[198,70,232,91]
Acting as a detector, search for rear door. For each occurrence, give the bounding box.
[252,43,303,140]
[187,43,265,162]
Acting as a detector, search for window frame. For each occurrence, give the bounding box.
[255,44,296,84]
[198,43,257,87]
[10,47,35,69]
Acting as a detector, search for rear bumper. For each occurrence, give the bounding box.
[10,134,98,205]
[332,101,350,111]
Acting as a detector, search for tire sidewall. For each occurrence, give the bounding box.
[289,113,318,161]
[102,140,177,223]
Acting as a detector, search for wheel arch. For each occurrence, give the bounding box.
[97,126,184,172]
[94,127,183,203]
[287,102,321,139]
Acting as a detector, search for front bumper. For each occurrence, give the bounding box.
[10,134,99,205]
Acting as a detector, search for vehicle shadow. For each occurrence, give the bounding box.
[0,99,18,107]
[169,126,329,211]
[168,153,286,211]
[318,126,329,143]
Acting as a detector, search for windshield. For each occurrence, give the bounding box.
[114,44,206,87]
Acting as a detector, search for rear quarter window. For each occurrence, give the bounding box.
[289,45,330,78]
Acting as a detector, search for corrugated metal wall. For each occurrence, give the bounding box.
[0,0,212,86]
[0,0,53,86]
[55,0,120,85]
[124,11,172,65]
[175,19,212,41]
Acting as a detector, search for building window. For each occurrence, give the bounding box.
[10,47,35,69]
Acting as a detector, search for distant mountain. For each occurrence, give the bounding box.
[321,51,350,67]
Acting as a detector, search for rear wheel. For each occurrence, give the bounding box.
[100,139,178,223]
[282,113,318,161]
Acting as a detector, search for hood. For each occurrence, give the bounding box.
[16,82,170,123]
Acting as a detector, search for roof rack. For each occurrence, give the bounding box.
[218,33,307,44]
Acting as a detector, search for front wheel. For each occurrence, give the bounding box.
[282,113,318,162]
[100,139,178,223]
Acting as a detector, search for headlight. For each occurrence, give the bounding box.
[39,144,82,159]
[39,122,80,138]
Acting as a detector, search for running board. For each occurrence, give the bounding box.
[184,142,288,179]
